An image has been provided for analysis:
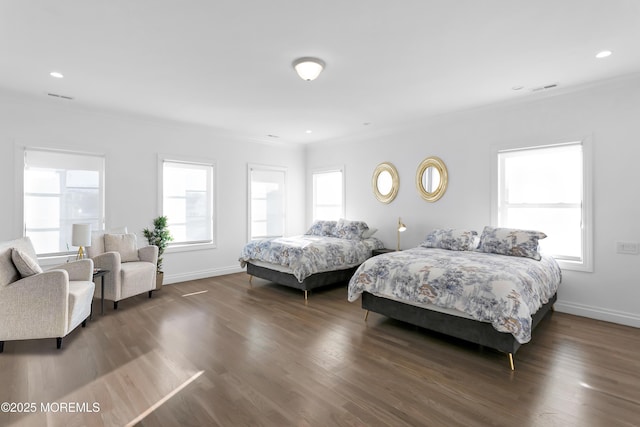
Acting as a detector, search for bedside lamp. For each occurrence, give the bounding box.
[72,223,91,260]
[397,217,407,251]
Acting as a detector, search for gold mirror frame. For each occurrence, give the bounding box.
[372,162,399,204]
[416,156,448,202]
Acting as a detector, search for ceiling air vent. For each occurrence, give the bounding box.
[531,83,559,92]
[47,92,74,100]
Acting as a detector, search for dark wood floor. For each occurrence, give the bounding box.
[1,273,639,426]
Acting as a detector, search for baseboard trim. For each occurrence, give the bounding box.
[163,265,245,285]
[555,301,640,328]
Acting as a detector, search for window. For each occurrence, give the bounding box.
[248,165,286,240]
[312,168,344,221]
[496,141,592,271]
[23,148,105,256]
[161,158,215,246]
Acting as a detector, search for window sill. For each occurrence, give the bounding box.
[38,255,77,268]
[556,258,593,273]
[165,242,217,254]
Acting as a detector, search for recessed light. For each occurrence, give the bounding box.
[305,130,313,134]
[595,50,612,59]
[50,71,64,78]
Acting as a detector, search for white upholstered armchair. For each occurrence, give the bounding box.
[87,231,158,310]
[0,237,95,352]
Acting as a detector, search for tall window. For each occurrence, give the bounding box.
[312,168,344,221]
[23,148,105,256]
[248,165,286,240]
[161,158,214,246]
[496,141,591,271]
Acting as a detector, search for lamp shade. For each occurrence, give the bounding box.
[71,223,92,247]
[292,57,325,81]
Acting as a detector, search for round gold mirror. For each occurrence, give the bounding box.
[416,156,448,202]
[372,162,399,203]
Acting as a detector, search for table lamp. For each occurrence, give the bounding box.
[72,223,91,260]
[397,217,407,251]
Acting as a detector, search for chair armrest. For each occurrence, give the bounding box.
[50,259,94,281]
[0,271,69,334]
[92,252,121,273]
[138,245,159,265]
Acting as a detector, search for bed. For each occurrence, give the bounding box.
[240,220,384,299]
[347,227,562,369]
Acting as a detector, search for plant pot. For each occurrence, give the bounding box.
[155,271,164,290]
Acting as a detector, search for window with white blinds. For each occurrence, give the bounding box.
[162,159,215,246]
[248,165,286,240]
[497,141,592,271]
[23,148,105,256]
[312,168,344,221]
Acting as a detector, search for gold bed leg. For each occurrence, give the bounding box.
[508,353,515,371]
[364,310,370,321]
[249,275,253,287]
[304,290,308,300]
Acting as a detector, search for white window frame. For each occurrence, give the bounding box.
[311,166,345,222]
[20,146,105,258]
[492,138,593,272]
[158,154,216,252]
[247,164,287,241]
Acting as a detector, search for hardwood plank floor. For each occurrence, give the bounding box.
[1,273,639,426]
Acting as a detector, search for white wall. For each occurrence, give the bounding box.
[306,74,640,328]
[0,92,306,284]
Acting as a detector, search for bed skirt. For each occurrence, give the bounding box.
[246,262,359,292]
[361,291,557,355]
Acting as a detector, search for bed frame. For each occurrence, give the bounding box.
[246,262,359,300]
[361,291,557,370]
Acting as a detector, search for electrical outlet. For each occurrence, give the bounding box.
[616,242,639,255]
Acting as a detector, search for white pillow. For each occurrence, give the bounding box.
[362,228,378,239]
[104,233,139,262]
[12,248,43,278]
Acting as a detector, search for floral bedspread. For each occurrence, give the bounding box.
[348,247,561,343]
[239,235,384,283]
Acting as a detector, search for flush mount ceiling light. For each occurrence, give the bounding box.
[292,57,325,81]
[49,71,64,78]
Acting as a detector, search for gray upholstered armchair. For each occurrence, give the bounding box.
[87,230,158,310]
[0,237,95,352]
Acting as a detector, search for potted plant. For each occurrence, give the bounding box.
[143,216,173,290]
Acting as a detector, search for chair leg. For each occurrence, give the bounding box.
[56,337,62,349]
[0,341,4,353]
[148,290,153,298]
[114,301,118,310]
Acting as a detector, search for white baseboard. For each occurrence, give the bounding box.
[163,265,245,285]
[554,301,640,328]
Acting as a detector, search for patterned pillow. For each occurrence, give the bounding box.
[11,248,43,278]
[305,220,338,237]
[334,219,369,240]
[104,233,140,262]
[420,228,479,251]
[477,226,546,260]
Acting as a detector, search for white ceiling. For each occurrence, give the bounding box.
[2,0,640,144]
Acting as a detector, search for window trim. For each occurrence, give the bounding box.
[247,163,287,241]
[157,153,217,252]
[311,166,346,222]
[20,146,106,257]
[491,137,593,272]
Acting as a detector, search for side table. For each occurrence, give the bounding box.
[93,268,110,315]
[372,248,397,256]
